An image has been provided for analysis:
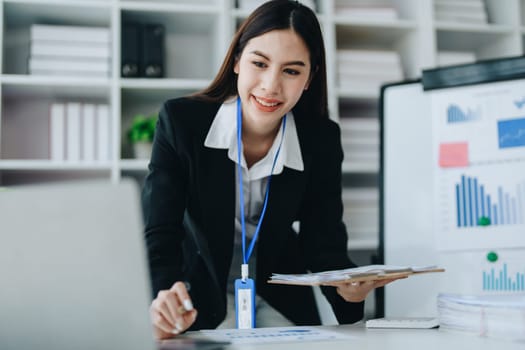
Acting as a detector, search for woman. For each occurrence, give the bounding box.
[142,0,397,340]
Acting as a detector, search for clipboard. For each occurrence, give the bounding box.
[267,266,445,286]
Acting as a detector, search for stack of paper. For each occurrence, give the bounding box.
[339,117,379,172]
[269,265,444,286]
[434,0,488,25]
[337,49,403,96]
[438,293,525,341]
[334,0,398,20]
[29,24,111,77]
[342,188,378,240]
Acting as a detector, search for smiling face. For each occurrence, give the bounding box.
[234,29,312,136]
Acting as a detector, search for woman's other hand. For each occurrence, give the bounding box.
[149,281,198,340]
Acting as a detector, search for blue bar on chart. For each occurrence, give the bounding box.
[455,175,525,228]
[483,263,525,291]
[447,104,481,123]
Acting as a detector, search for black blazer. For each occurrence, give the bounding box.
[142,97,364,330]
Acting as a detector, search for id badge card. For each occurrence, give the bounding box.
[234,278,255,329]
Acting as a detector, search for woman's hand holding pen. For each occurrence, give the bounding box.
[149,281,198,340]
[329,277,407,303]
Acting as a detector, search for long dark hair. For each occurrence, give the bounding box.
[194,0,328,120]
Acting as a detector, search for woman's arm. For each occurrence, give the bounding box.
[142,100,197,338]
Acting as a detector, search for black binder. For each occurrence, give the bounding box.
[121,22,141,77]
[142,23,165,78]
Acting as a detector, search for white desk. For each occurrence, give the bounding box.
[179,324,524,350]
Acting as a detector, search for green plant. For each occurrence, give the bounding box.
[128,114,157,143]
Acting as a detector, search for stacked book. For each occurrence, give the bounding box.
[334,0,398,20]
[29,24,111,77]
[437,51,476,67]
[438,293,525,342]
[339,117,379,172]
[337,49,403,97]
[238,0,316,12]
[434,0,488,25]
[342,188,378,241]
[49,102,111,163]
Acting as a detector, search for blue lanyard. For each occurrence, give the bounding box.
[236,97,286,265]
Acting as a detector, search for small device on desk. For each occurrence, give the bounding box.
[366,317,439,329]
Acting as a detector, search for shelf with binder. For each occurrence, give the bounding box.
[121,8,222,81]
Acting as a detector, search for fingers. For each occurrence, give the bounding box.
[171,281,194,313]
[332,277,406,303]
[150,281,197,340]
[335,280,375,302]
[151,304,176,335]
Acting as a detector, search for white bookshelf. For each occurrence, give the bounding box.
[1,0,525,246]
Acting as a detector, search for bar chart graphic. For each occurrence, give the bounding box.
[482,263,525,292]
[433,81,525,251]
[447,104,481,123]
[498,117,525,149]
[455,174,525,228]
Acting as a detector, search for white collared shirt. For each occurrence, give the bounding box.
[204,98,304,239]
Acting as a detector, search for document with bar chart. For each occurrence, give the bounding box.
[431,79,525,252]
[480,250,525,292]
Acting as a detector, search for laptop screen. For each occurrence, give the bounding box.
[0,180,156,350]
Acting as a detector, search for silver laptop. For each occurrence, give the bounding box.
[0,179,156,350]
